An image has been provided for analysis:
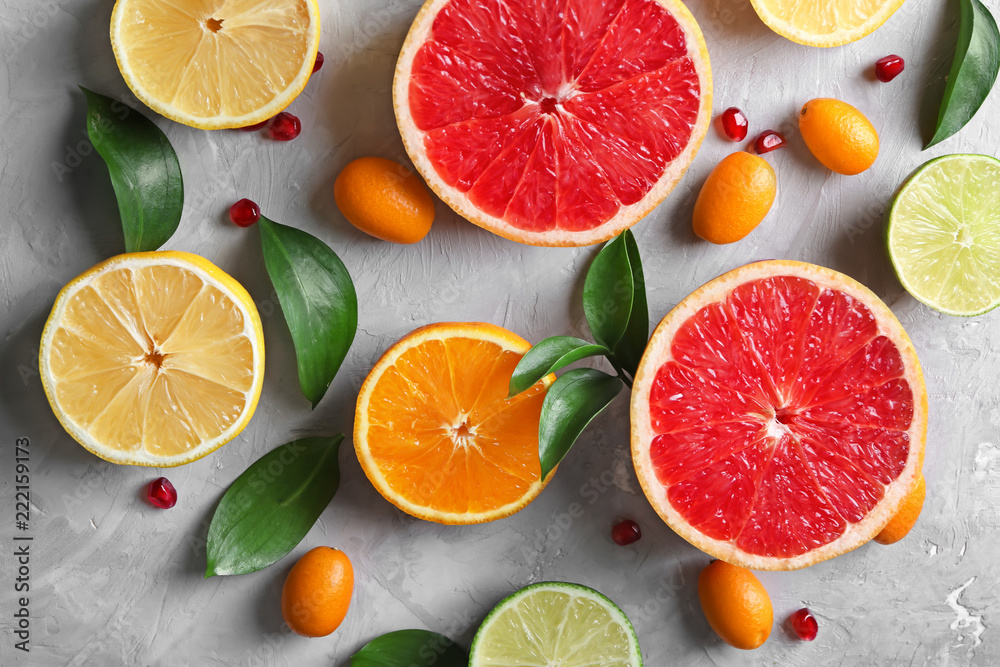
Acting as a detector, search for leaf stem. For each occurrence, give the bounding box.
[607,356,634,390]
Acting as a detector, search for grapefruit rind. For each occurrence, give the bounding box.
[749,0,906,48]
[393,0,713,247]
[630,261,927,570]
[354,322,553,525]
[39,251,265,467]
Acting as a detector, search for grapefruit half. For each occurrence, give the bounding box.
[631,261,927,570]
[394,0,712,247]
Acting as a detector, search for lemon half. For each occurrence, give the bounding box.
[750,0,906,47]
[111,0,320,129]
[40,251,265,466]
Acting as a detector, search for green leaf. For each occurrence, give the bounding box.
[582,230,649,379]
[80,87,182,252]
[351,629,467,667]
[538,369,622,479]
[259,217,358,408]
[925,0,1000,148]
[205,436,343,577]
[508,336,610,397]
[616,231,649,378]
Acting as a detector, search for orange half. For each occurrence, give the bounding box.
[354,322,552,524]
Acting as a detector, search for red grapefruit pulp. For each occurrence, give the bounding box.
[631,261,927,570]
[394,0,712,247]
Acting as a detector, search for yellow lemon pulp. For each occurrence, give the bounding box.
[750,0,906,47]
[111,0,320,129]
[40,252,265,466]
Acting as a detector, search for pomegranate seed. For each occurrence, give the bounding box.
[239,120,269,132]
[229,198,261,227]
[147,478,177,509]
[268,112,301,141]
[611,519,642,546]
[754,130,786,154]
[312,52,325,73]
[788,608,818,641]
[720,107,749,141]
[875,55,905,82]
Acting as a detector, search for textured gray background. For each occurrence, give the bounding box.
[1,0,998,664]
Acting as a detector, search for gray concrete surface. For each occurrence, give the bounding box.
[1,0,997,664]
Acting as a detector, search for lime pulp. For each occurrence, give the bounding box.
[887,153,1000,316]
[469,581,642,667]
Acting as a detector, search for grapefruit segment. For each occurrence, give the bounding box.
[563,59,701,164]
[468,120,544,220]
[575,0,688,92]
[802,378,913,430]
[649,362,768,433]
[669,301,777,405]
[395,0,711,246]
[667,441,772,542]
[632,261,927,570]
[791,289,879,404]
[726,276,819,398]
[563,0,627,81]
[506,121,559,232]
[505,0,566,92]
[431,0,541,96]
[409,41,525,131]
[555,122,621,230]
[795,420,910,485]
[565,116,663,206]
[734,437,847,558]
[424,109,538,191]
[799,439,884,523]
[650,421,767,486]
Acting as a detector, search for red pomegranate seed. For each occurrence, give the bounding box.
[611,519,642,546]
[720,107,749,141]
[875,55,905,82]
[312,52,325,73]
[229,198,261,227]
[239,120,269,132]
[754,130,786,154]
[147,478,177,509]
[268,112,301,141]
[788,608,818,641]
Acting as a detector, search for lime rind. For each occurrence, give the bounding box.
[469,582,642,667]
[887,153,1000,316]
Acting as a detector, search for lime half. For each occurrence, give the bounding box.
[887,154,1000,316]
[469,582,642,667]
